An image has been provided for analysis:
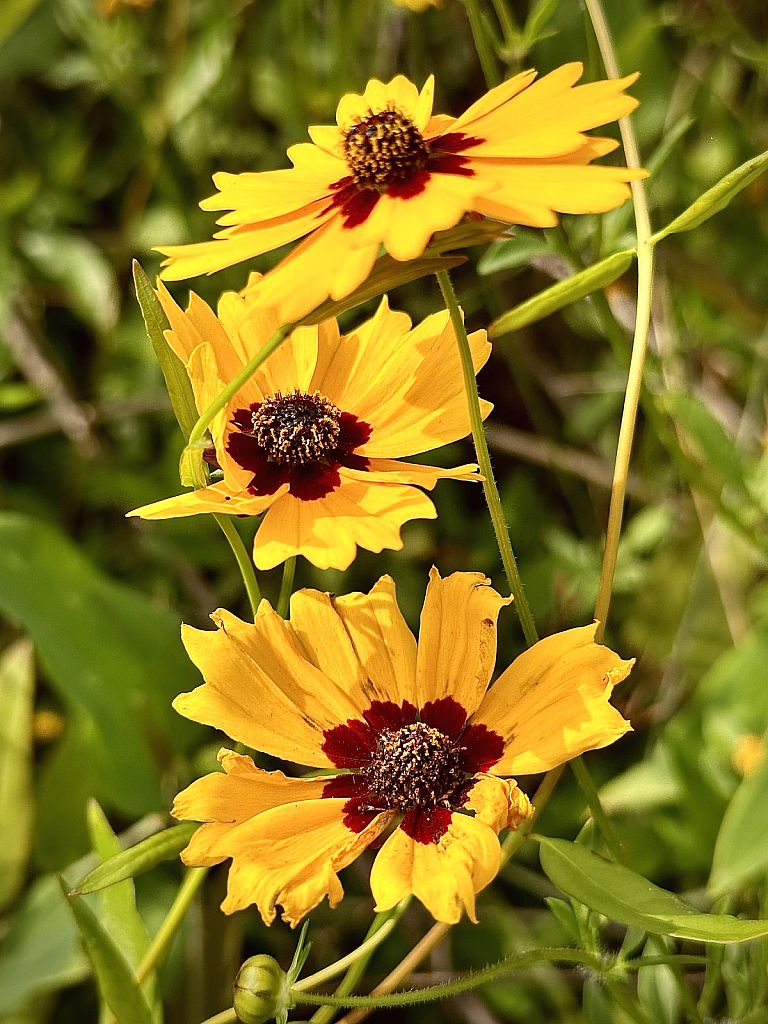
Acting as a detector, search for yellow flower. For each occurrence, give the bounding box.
[390,0,440,10]
[157,64,646,323]
[172,569,633,925]
[128,285,488,570]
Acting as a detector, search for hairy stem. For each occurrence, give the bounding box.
[276,555,297,619]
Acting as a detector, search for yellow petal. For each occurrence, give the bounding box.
[244,215,379,324]
[127,482,279,520]
[465,773,533,833]
[177,604,366,766]
[449,67,540,133]
[173,750,330,865]
[469,162,643,216]
[286,589,368,710]
[213,798,392,923]
[471,623,633,775]
[346,459,481,488]
[333,575,418,709]
[157,202,335,281]
[251,478,436,571]
[415,568,510,717]
[370,813,501,924]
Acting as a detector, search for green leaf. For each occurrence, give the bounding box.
[0,512,200,821]
[0,638,34,911]
[62,880,155,1024]
[19,231,119,336]
[537,836,768,942]
[652,148,768,241]
[72,823,198,895]
[663,391,747,493]
[133,261,197,440]
[709,742,768,897]
[87,802,161,1024]
[488,249,636,338]
[0,875,89,1015]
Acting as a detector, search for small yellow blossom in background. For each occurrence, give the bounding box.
[733,733,766,777]
[390,0,441,11]
[97,0,155,15]
[157,64,646,323]
[129,283,489,570]
[171,569,633,926]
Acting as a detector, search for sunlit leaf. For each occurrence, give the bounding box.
[538,836,768,942]
[652,149,768,241]
[0,639,34,911]
[133,261,197,440]
[488,249,636,338]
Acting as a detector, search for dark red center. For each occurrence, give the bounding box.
[321,697,504,845]
[226,390,371,501]
[328,107,483,230]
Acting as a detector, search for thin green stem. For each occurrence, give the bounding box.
[306,901,410,1024]
[186,323,294,449]
[296,902,407,993]
[294,951,706,1010]
[489,0,518,47]
[571,755,625,864]
[213,514,261,620]
[105,868,208,1024]
[583,0,654,643]
[197,1011,237,1024]
[297,948,601,1009]
[461,0,500,88]
[605,978,655,1024]
[436,270,539,646]
[277,555,297,619]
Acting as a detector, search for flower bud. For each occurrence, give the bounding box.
[233,955,287,1024]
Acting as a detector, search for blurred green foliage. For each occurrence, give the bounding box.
[2,0,768,1022]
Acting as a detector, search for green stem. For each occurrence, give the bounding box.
[296,902,408,993]
[489,0,518,49]
[647,937,705,1024]
[305,901,410,1024]
[570,755,625,864]
[293,951,706,1010]
[213,514,261,620]
[297,948,600,1009]
[461,0,500,88]
[277,555,297,619]
[105,868,208,1024]
[605,978,655,1024]
[583,0,654,643]
[197,1012,237,1024]
[186,323,294,449]
[436,270,539,646]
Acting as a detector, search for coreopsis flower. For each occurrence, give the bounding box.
[128,285,488,570]
[157,64,646,323]
[172,569,633,925]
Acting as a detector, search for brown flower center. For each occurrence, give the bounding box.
[342,107,428,189]
[247,389,342,465]
[359,721,465,811]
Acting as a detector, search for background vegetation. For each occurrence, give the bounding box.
[1,0,768,1021]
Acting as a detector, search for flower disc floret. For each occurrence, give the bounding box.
[343,107,429,188]
[247,389,342,465]
[360,721,464,811]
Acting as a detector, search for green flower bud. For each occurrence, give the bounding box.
[233,955,287,1024]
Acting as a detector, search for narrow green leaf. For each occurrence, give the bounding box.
[709,743,768,897]
[72,823,198,895]
[537,836,768,942]
[61,880,155,1024]
[132,260,197,440]
[488,249,636,338]
[87,802,160,1024]
[0,639,34,911]
[652,148,768,242]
